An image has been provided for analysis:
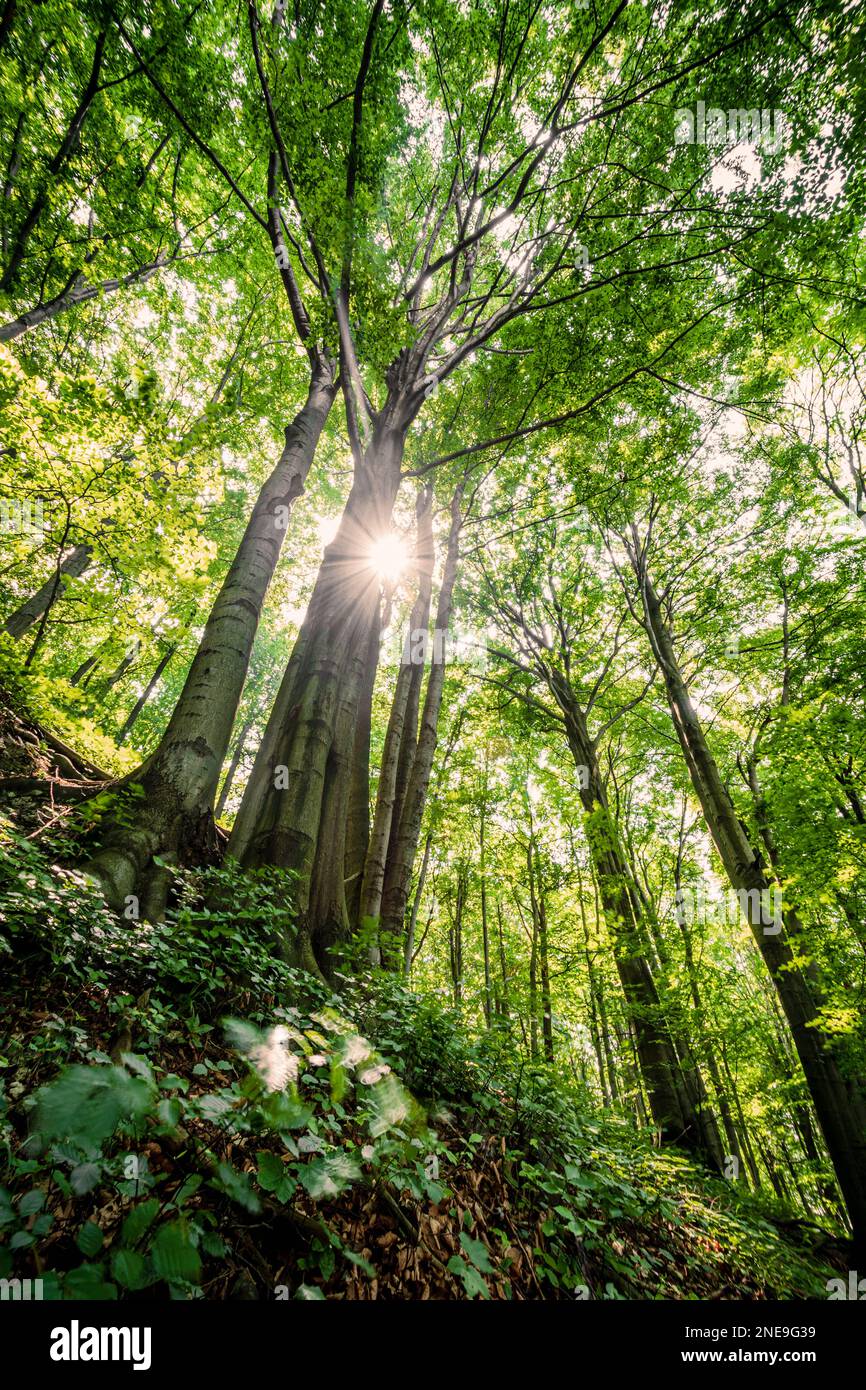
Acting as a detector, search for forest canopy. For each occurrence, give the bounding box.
[1,0,866,1314]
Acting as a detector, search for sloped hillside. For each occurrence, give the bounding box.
[0,817,845,1302]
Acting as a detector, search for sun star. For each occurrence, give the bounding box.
[368,532,409,583]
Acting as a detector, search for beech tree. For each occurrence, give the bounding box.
[3,0,865,1280]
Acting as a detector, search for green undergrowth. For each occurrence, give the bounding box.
[0,828,843,1300]
[0,644,136,779]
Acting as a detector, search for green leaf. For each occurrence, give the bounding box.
[76,1220,104,1257]
[36,1065,153,1147]
[299,1152,361,1201]
[344,1249,376,1278]
[447,1254,490,1299]
[210,1161,261,1213]
[18,1188,46,1216]
[70,1163,102,1195]
[459,1232,493,1274]
[63,1264,117,1300]
[121,1197,160,1247]
[151,1220,202,1285]
[111,1248,149,1290]
[256,1150,292,1198]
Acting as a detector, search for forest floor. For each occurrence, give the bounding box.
[0,690,852,1301]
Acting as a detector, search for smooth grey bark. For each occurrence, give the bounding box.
[378,488,463,956]
[83,356,336,911]
[3,543,93,638]
[631,551,866,1250]
[0,254,169,341]
[117,644,176,746]
[228,405,411,975]
[358,487,434,957]
[215,718,253,821]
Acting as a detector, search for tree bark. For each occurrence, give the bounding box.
[344,604,382,931]
[555,675,720,1163]
[448,868,466,1010]
[0,255,170,341]
[633,557,866,1250]
[3,543,93,638]
[577,856,610,1102]
[495,899,510,1021]
[70,651,100,687]
[358,487,434,958]
[402,830,431,978]
[528,843,554,1062]
[228,408,408,973]
[480,800,492,1028]
[104,641,141,692]
[215,718,253,821]
[378,487,463,957]
[82,356,335,912]
[117,644,176,746]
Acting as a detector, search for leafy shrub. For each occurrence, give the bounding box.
[1,996,442,1299]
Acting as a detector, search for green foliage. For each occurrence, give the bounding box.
[1,0,864,1303]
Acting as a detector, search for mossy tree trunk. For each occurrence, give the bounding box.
[82,356,335,913]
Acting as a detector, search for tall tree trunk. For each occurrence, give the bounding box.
[402,830,431,978]
[215,718,253,821]
[377,487,463,957]
[3,543,93,638]
[104,641,141,692]
[1,31,107,291]
[495,899,510,1021]
[82,356,335,912]
[228,409,407,974]
[633,554,866,1250]
[70,652,100,687]
[480,802,492,1028]
[677,907,743,1176]
[344,607,383,933]
[577,857,610,1101]
[449,868,466,1010]
[671,811,744,1174]
[358,488,434,959]
[528,899,539,1061]
[589,862,621,1103]
[721,1051,762,1190]
[117,644,176,745]
[528,843,554,1062]
[556,678,720,1163]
